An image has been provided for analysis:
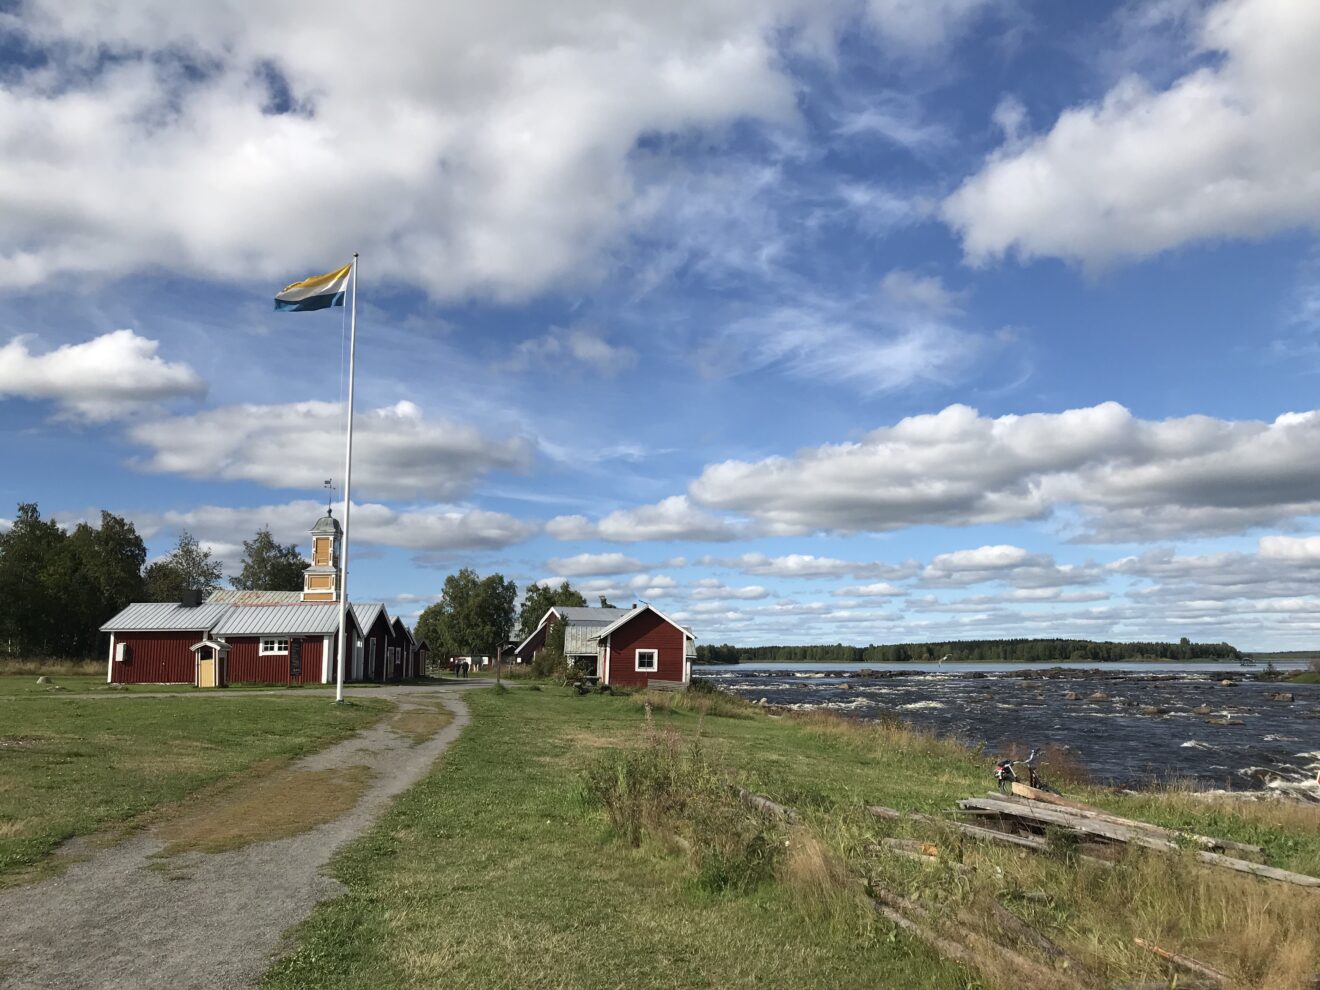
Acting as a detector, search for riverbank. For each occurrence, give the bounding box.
[265,684,1320,989]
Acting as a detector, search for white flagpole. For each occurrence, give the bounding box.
[334,253,359,704]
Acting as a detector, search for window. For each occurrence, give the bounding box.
[635,649,658,672]
[260,638,290,655]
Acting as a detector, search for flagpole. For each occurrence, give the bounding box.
[335,253,359,704]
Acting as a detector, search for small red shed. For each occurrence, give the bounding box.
[596,605,694,688]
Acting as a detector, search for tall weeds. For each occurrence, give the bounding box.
[583,709,780,892]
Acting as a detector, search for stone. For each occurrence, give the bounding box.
[1193,704,1213,715]
[1138,705,1165,716]
[1267,692,1295,702]
[1087,691,1109,701]
[1063,691,1079,700]
[1219,679,1236,686]
[35,675,50,684]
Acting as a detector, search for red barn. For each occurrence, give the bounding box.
[514,604,694,688]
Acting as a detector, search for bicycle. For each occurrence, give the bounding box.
[994,747,1061,795]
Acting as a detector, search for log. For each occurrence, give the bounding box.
[963,798,1320,888]
[866,804,1114,866]
[997,790,1265,858]
[982,899,1090,976]
[732,786,802,825]
[1133,936,1228,986]
[870,888,1084,989]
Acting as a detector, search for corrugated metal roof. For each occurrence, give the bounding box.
[352,602,385,632]
[101,601,233,632]
[207,590,304,605]
[555,606,632,624]
[212,603,349,636]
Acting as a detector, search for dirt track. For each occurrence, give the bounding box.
[0,684,471,990]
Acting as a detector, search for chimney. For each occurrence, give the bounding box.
[180,589,203,608]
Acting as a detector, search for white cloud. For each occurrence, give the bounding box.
[137,499,536,554]
[944,0,1320,268]
[831,582,905,597]
[920,544,1100,588]
[547,495,740,543]
[502,327,637,377]
[545,552,645,576]
[0,330,204,421]
[1258,535,1320,562]
[0,1,994,299]
[691,581,771,601]
[878,269,961,315]
[127,399,529,499]
[689,402,1320,541]
[700,552,920,580]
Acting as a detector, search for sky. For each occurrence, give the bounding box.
[4,0,1320,649]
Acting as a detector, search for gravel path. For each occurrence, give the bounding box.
[0,685,470,990]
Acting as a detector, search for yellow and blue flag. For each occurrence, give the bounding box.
[274,263,352,312]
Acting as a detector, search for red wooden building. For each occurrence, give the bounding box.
[514,604,694,687]
[100,510,420,687]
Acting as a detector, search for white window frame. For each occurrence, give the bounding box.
[260,637,290,656]
[635,648,658,673]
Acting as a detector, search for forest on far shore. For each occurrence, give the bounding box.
[694,637,1243,665]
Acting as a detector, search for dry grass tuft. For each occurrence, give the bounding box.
[156,764,374,855]
[0,819,32,839]
[790,708,979,764]
[631,686,756,720]
[0,658,103,676]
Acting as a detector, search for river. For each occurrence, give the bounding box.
[701,661,1320,793]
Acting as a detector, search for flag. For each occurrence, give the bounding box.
[274,263,352,312]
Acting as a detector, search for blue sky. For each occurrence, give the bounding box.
[4,0,1320,648]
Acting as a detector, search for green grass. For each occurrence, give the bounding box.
[265,684,1320,990]
[264,686,974,990]
[0,674,395,696]
[0,694,387,883]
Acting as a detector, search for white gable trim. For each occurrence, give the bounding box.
[513,606,561,656]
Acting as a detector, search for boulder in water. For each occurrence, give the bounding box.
[1266,692,1294,702]
[1087,691,1109,702]
[1138,705,1166,716]
[1063,691,1079,701]
[1193,704,1213,715]
[1219,679,1236,687]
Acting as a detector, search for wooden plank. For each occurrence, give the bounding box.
[997,790,1265,858]
[1133,936,1228,986]
[963,798,1320,888]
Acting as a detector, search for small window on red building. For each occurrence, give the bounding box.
[635,649,658,672]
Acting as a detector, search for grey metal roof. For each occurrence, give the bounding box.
[554,606,632,624]
[311,511,342,536]
[352,602,386,632]
[207,590,303,605]
[212,603,349,637]
[101,601,233,633]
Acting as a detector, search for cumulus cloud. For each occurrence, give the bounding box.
[0,330,205,421]
[943,0,1320,268]
[0,1,996,299]
[831,582,906,597]
[545,552,645,576]
[137,499,535,555]
[690,579,771,601]
[547,495,740,543]
[921,544,1100,588]
[127,399,529,500]
[688,402,1320,541]
[502,327,637,377]
[699,552,920,579]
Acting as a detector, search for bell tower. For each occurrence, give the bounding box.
[302,509,342,602]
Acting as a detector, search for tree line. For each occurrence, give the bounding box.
[695,637,1243,665]
[0,503,310,658]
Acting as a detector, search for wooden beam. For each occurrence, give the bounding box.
[1133,936,1228,986]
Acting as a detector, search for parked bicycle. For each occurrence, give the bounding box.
[994,747,1061,795]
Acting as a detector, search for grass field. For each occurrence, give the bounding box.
[0,693,387,884]
[264,685,1320,990]
[0,674,401,696]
